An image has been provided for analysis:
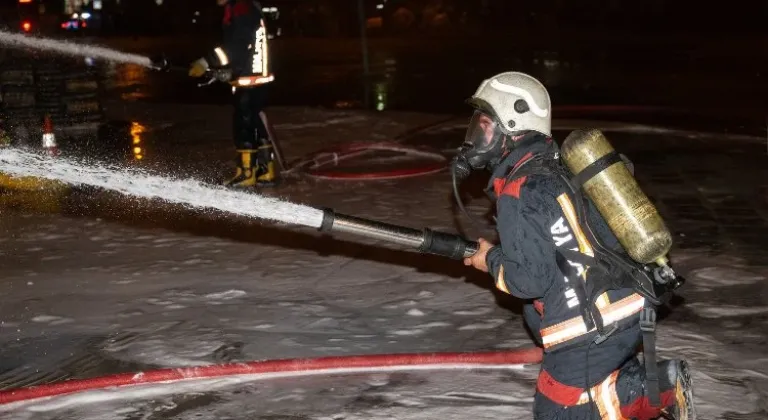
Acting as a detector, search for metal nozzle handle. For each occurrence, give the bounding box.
[319,208,478,260]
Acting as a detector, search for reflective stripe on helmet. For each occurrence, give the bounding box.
[489,79,549,118]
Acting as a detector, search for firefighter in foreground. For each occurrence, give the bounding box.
[456,72,695,419]
[189,0,278,188]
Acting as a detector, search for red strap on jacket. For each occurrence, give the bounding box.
[536,369,586,406]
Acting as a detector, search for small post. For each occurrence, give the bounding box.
[357,0,371,109]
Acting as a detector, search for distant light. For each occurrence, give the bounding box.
[192,19,197,24]
[130,122,146,159]
[84,57,95,66]
[19,0,32,3]
[21,21,31,32]
[72,13,79,19]
[194,11,200,16]
[155,0,163,5]
[81,12,91,19]
[93,0,102,10]
[376,4,383,9]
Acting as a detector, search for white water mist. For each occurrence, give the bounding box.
[0,30,153,67]
[0,148,324,229]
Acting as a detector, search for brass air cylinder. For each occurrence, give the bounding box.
[560,128,672,266]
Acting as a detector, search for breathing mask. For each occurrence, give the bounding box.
[452,109,508,179]
[450,109,512,227]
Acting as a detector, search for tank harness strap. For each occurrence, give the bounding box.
[556,247,598,268]
[571,151,623,190]
[554,246,617,340]
[559,179,614,339]
[554,250,596,332]
[640,307,662,407]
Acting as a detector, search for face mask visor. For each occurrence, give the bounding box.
[456,110,507,172]
[463,110,504,154]
[450,110,506,228]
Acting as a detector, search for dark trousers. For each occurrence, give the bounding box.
[534,357,679,420]
[232,85,270,161]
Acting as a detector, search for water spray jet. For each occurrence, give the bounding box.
[0,148,478,260]
[0,29,159,68]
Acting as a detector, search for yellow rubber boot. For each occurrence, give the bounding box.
[254,144,279,187]
[255,161,278,187]
[224,150,257,188]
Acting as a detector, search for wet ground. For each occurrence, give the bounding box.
[0,102,767,418]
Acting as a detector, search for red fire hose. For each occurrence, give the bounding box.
[292,141,449,181]
[0,348,542,408]
[287,106,674,181]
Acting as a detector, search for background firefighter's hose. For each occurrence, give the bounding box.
[291,142,449,181]
[284,106,675,182]
[283,116,460,181]
[0,349,543,407]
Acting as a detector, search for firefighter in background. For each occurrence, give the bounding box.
[457,72,695,420]
[189,0,278,188]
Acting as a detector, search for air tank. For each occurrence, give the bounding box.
[560,129,672,267]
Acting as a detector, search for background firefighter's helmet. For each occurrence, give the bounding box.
[467,71,552,137]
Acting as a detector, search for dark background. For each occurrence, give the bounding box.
[1,0,765,133]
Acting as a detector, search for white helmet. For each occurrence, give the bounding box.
[467,71,552,137]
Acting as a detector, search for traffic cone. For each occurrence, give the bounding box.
[41,114,59,157]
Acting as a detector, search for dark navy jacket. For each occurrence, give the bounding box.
[484,134,648,387]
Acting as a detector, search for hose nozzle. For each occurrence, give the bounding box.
[319,208,478,260]
[149,54,170,71]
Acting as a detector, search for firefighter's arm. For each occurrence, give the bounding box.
[485,186,557,299]
[190,40,236,77]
